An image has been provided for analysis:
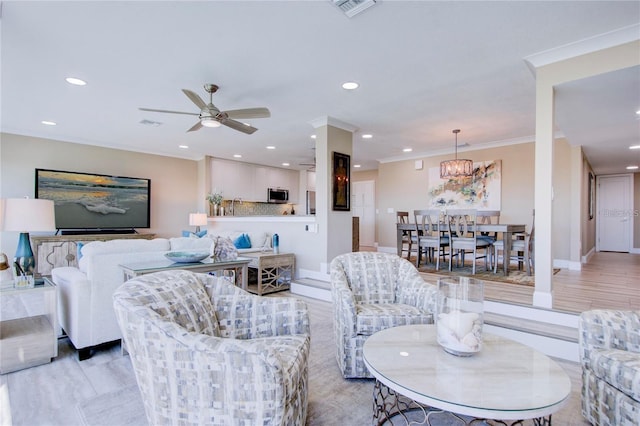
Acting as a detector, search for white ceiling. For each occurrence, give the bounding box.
[2,1,639,174]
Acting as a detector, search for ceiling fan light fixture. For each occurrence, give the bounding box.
[440,129,473,179]
[201,117,221,128]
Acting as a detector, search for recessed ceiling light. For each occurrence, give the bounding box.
[636,110,640,115]
[282,162,290,167]
[362,134,372,139]
[41,120,56,126]
[311,135,316,139]
[354,164,361,168]
[266,146,276,150]
[65,77,87,86]
[178,145,189,149]
[403,148,413,152]
[629,145,640,150]
[342,81,359,90]
[233,154,242,158]
[626,166,638,170]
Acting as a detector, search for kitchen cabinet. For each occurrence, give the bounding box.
[211,158,299,203]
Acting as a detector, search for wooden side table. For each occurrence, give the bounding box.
[244,252,295,296]
[0,277,58,374]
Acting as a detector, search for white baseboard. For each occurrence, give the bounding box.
[581,247,595,264]
[298,268,329,282]
[630,247,640,254]
[553,258,581,271]
[484,325,579,362]
[290,282,331,302]
[377,246,395,254]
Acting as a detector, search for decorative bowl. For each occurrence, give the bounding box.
[164,251,209,263]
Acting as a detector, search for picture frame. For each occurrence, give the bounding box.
[588,171,595,220]
[332,151,350,211]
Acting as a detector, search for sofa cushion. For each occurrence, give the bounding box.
[169,237,213,251]
[79,238,170,272]
[355,303,431,335]
[589,348,640,401]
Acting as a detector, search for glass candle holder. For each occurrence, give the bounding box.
[436,277,484,356]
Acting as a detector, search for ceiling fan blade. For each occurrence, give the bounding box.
[224,108,271,120]
[221,118,257,134]
[182,89,207,109]
[139,107,198,116]
[187,121,203,132]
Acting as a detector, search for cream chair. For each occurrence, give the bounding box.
[579,309,640,425]
[330,252,438,378]
[493,210,534,275]
[113,270,310,425]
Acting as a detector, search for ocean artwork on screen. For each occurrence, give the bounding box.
[35,169,151,230]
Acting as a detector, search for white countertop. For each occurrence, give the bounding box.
[208,215,316,223]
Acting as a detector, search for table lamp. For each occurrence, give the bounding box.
[1,198,56,278]
[189,212,208,233]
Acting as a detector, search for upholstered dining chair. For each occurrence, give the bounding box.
[413,209,448,270]
[493,210,535,275]
[446,209,492,275]
[579,309,640,425]
[113,269,310,426]
[330,252,438,378]
[397,211,418,260]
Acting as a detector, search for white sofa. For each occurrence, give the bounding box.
[52,232,271,359]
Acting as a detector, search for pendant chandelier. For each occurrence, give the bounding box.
[440,129,473,179]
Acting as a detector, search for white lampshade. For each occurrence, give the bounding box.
[189,213,208,227]
[2,198,56,232]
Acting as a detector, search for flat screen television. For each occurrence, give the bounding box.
[35,168,151,233]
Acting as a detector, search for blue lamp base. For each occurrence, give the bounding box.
[14,232,35,276]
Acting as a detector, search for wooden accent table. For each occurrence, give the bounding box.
[243,252,295,296]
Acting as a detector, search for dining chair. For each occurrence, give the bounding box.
[446,209,492,275]
[413,209,449,270]
[493,210,535,275]
[397,211,418,260]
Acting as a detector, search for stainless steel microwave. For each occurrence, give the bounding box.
[267,188,289,203]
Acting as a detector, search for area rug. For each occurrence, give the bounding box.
[76,293,475,425]
[416,260,559,286]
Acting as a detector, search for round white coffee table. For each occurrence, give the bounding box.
[363,324,571,425]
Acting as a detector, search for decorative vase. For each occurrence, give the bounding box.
[211,204,220,216]
[436,277,484,356]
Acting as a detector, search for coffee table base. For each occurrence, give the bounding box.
[372,380,552,426]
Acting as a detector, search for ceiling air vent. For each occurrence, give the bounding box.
[333,0,377,18]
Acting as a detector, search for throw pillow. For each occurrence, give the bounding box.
[212,236,238,260]
[76,242,85,260]
[182,230,207,238]
[233,233,251,249]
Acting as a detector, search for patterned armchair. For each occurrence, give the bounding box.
[330,252,438,378]
[113,270,310,426]
[579,309,640,425]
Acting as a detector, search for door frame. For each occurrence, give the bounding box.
[352,180,376,247]
[595,173,634,253]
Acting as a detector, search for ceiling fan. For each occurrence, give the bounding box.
[139,84,270,134]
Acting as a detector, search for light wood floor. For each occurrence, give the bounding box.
[363,248,640,314]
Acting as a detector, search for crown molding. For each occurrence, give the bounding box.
[308,116,359,133]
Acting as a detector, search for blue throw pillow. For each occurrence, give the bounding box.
[182,230,207,238]
[76,242,85,260]
[233,233,251,249]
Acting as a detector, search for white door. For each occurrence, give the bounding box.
[597,174,633,252]
[352,180,376,247]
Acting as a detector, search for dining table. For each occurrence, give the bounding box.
[396,222,527,276]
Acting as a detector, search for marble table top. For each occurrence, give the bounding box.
[362,324,571,420]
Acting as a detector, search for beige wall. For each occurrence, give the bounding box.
[0,133,198,257]
[375,142,536,250]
